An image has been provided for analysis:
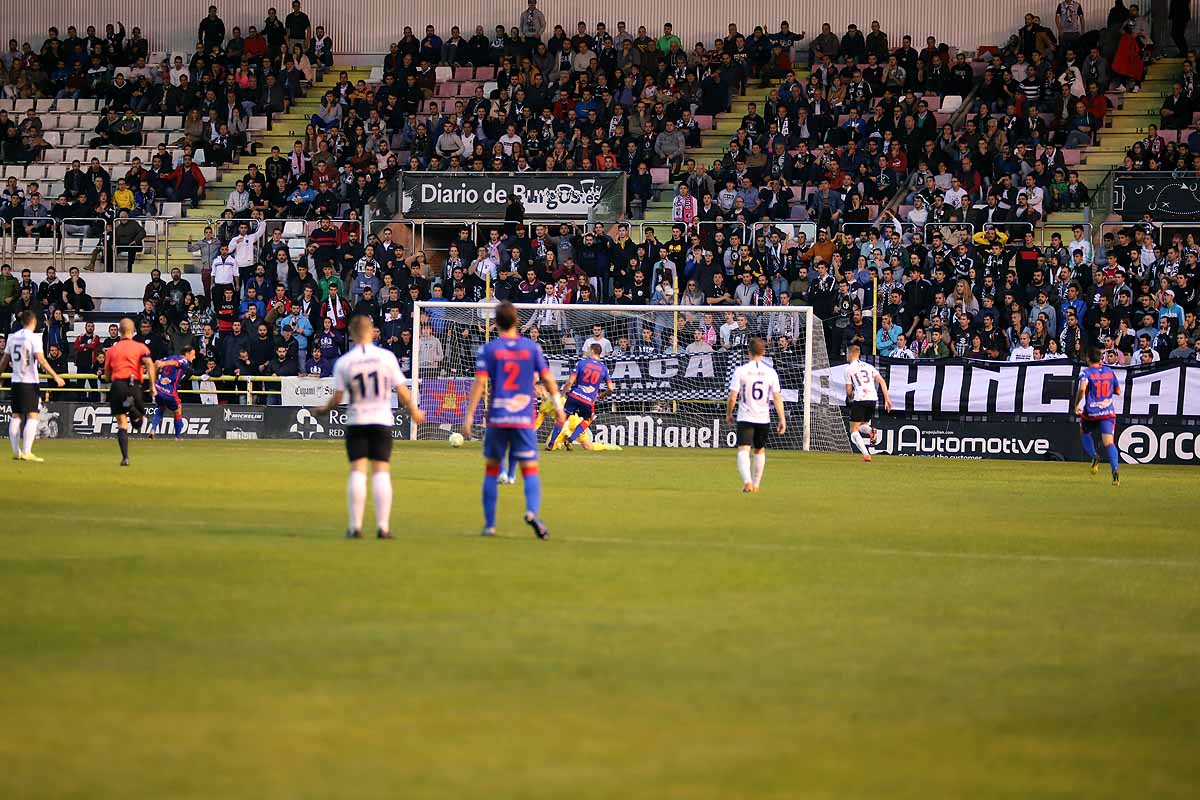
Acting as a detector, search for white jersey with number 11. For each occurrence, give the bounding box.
[333,343,406,426]
[730,360,781,424]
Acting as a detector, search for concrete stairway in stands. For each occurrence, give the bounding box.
[1041,57,1184,244]
[640,76,807,225]
[148,66,372,273]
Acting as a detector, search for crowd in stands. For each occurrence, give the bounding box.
[10,206,1199,398]
[4,4,1200,394]
[0,3,327,120]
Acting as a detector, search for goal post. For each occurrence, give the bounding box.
[410,301,849,452]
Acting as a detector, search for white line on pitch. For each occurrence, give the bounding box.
[548,534,1200,569]
[19,514,1198,569]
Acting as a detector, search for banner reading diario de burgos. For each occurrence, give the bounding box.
[398,171,625,219]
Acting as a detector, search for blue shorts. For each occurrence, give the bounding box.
[1081,417,1116,436]
[154,393,180,413]
[562,397,595,422]
[483,426,538,463]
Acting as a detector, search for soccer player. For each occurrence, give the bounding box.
[547,343,615,451]
[526,388,622,458]
[0,310,65,462]
[844,344,892,462]
[148,347,196,441]
[463,301,565,538]
[314,315,426,539]
[1076,347,1122,486]
[726,337,786,493]
[503,387,552,482]
[104,318,157,467]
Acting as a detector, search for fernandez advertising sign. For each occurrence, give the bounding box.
[398,171,625,219]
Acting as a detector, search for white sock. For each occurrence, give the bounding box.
[371,471,393,534]
[22,418,38,455]
[753,452,765,487]
[8,417,20,456]
[850,429,868,456]
[736,448,752,484]
[346,471,367,532]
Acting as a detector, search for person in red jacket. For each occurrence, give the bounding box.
[162,154,207,207]
[321,283,349,331]
[243,25,268,60]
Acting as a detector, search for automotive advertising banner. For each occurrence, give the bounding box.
[16,402,1198,464]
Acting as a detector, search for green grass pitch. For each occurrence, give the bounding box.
[1,440,1198,799]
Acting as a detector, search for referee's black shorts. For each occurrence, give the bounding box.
[108,379,146,421]
[11,383,40,416]
[736,421,770,450]
[346,424,393,462]
[849,400,877,423]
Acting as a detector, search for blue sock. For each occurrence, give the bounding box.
[567,421,588,443]
[522,469,542,517]
[1080,432,1096,459]
[482,470,499,529]
[506,448,519,478]
[547,423,563,447]
[151,407,163,431]
[1106,443,1120,474]
[173,417,184,438]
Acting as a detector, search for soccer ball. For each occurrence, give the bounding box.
[448,432,465,447]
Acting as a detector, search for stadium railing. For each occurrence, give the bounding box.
[1,373,284,403]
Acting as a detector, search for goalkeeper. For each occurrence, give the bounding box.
[501,386,619,482]
[540,394,623,452]
[544,344,622,452]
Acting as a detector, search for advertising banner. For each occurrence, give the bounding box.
[11,400,1198,464]
[263,406,410,440]
[279,376,337,407]
[814,360,1200,419]
[21,402,267,440]
[398,171,625,219]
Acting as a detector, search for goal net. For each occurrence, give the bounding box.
[410,302,850,452]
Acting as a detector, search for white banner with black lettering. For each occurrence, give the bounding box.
[279,376,337,407]
[811,360,1200,419]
